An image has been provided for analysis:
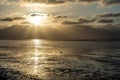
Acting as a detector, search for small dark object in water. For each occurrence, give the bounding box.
[60,51,62,54]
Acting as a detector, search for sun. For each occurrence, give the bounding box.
[26,12,47,26]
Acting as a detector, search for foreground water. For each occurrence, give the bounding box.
[0,39,120,80]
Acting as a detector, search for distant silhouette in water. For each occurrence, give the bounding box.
[60,51,62,54]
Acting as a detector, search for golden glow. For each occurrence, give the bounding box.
[31,49,46,75]
[26,12,48,26]
[33,66,38,74]
[31,49,39,65]
[31,49,39,74]
[21,3,48,7]
[31,56,39,65]
[33,39,41,48]
[20,0,48,7]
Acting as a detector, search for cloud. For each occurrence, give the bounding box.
[75,0,120,6]
[98,19,113,23]
[61,16,116,25]
[20,0,120,6]
[61,11,120,25]
[62,21,78,25]
[20,0,65,4]
[101,0,120,6]
[77,0,99,3]
[45,0,65,4]
[95,12,120,18]
[20,21,30,24]
[21,0,99,4]
[78,17,95,23]
[62,17,95,25]
[0,0,17,6]
[1,17,25,22]
[55,15,67,19]
[0,22,120,40]
[65,24,120,40]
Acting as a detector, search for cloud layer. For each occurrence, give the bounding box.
[0,24,120,40]
[95,12,120,18]
[101,0,120,6]
[0,17,25,21]
[0,0,18,6]
[20,0,120,6]
[98,19,113,23]
[0,11,119,40]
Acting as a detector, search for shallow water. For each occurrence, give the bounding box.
[0,39,120,80]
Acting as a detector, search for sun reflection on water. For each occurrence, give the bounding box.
[30,49,39,74]
[33,39,41,48]
[25,39,48,76]
[32,49,39,65]
[33,65,39,74]
[31,40,45,75]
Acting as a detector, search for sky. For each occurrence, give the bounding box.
[0,0,120,40]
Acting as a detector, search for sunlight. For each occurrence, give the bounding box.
[31,56,39,65]
[30,49,47,75]
[33,39,41,48]
[31,49,39,74]
[33,66,38,74]
[22,3,48,7]
[26,12,48,26]
[20,0,48,7]
[31,49,39,65]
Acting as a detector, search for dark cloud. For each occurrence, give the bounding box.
[0,23,120,40]
[22,0,95,4]
[55,16,67,19]
[0,17,25,22]
[95,12,120,18]
[1,18,13,21]
[62,17,95,25]
[98,19,114,23]
[62,12,119,25]
[77,0,99,3]
[46,0,65,4]
[22,0,65,4]
[20,21,30,24]
[78,18,95,23]
[65,24,120,40]
[22,0,98,4]
[101,0,120,6]
[61,21,78,25]
[21,0,120,6]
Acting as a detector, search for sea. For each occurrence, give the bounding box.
[0,39,120,80]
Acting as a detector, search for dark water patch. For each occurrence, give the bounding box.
[45,67,85,76]
[45,67,120,80]
[0,51,12,56]
[106,55,120,58]
[46,58,60,62]
[0,54,8,56]
[0,66,42,80]
[0,59,20,63]
[91,56,120,65]
[82,75,120,80]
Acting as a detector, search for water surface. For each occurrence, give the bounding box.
[0,40,120,80]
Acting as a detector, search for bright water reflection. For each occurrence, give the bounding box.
[33,39,41,48]
[31,49,39,65]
